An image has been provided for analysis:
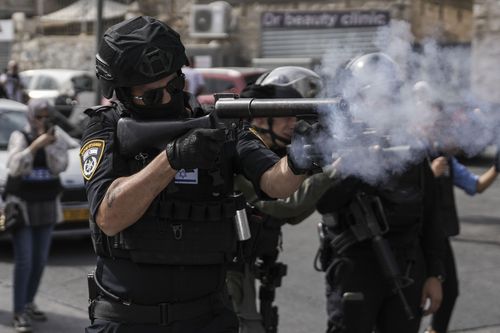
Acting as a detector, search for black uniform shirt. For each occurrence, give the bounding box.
[81,107,279,304]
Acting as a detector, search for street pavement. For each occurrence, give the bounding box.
[0,162,500,332]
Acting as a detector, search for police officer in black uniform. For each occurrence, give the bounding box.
[80,16,308,333]
[226,67,326,333]
[315,53,445,333]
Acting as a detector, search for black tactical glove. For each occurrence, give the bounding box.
[166,128,226,170]
[287,120,322,175]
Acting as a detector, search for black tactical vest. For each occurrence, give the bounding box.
[107,150,238,265]
[4,131,62,201]
[434,158,459,237]
[88,105,239,265]
[376,164,425,233]
[318,163,426,248]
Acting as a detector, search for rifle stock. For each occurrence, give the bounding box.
[117,114,215,156]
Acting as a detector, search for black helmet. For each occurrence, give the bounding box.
[342,52,402,100]
[96,16,188,99]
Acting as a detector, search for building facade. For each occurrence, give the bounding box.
[4,0,475,97]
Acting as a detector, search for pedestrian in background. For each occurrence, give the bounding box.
[416,88,500,333]
[0,60,26,103]
[426,152,499,333]
[4,99,69,332]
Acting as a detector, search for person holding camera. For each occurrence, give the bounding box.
[4,98,69,332]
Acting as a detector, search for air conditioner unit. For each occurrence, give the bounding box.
[190,1,232,39]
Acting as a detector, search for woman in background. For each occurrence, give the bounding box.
[5,99,69,332]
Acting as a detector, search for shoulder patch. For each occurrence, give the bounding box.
[249,127,269,148]
[80,139,105,181]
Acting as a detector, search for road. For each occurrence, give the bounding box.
[1,162,500,332]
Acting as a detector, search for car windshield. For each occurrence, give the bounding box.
[0,111,27,149]
[20,75,33,89]
[34,75,60,90]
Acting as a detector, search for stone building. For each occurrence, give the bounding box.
[471,0,500,104]
[3,0,477,99]
[161,0,473,69]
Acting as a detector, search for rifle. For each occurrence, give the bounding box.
[327,193,414,320]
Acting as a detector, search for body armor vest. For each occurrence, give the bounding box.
[376,164,425,233]
[90,109,238,265]
[434,158,459,236]
[4,131,61,201]
[319,163,426,250]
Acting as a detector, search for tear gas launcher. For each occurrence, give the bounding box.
[116,93,349,157]
[117,93,412,171]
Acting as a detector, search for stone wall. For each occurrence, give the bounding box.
[471,0,500,103]
[12,35,95,71]
[410,0,472,43]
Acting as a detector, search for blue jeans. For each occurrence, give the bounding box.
[11,224,54,314]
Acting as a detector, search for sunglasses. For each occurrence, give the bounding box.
[133,74,185,106]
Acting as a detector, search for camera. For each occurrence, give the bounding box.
[43,118,55,135]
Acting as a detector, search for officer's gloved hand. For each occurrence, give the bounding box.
[287,120,322,175]
[166,128,226,170]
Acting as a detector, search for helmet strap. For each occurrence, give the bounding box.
[254,118,291,150]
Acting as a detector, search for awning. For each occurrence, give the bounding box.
[40,0,128,26]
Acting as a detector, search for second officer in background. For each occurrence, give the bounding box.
[226,66,340,333]
[315,53,445,333]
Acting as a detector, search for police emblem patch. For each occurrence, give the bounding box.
[80,140,105,180]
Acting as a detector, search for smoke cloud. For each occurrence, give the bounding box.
[301,20,499,185]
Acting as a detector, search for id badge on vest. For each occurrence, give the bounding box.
[174,169,198,185]
[23,168,56,181]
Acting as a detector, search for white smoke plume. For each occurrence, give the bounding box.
[302,20,499,185]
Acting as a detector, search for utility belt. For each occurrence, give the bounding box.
[87,271,224,325]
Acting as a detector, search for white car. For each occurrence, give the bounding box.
[20,69,96,134]
[0,98,89,235]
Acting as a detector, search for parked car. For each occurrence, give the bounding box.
[20,69,96,136]
[194,67,267,105]
[0,98,89,235]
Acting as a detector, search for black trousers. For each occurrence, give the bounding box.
[86,306,238,333]
[325,247,426,333]
[431,238,459,333]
